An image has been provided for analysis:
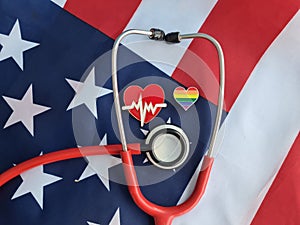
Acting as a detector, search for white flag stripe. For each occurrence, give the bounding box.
[51,0,67,7]
[122,0,217,76]
[174,10,300,225]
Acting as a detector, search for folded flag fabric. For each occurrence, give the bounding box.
[0,0,299,225]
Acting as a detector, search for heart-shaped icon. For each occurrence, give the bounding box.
[122,84,167,127]
[173,87,199,111]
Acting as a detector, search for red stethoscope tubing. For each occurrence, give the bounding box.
[0,145,212,225]
[121,151,213,225]
[0,144,140,187]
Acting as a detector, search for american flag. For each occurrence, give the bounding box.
[0,0,299,225]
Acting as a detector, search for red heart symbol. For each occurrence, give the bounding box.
[122,84,167,126]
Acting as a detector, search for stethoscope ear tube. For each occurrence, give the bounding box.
[112,28,224,225]
[112,29,225,158]
[179,32,225,157]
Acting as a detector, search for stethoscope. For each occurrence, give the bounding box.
[0,28,224,225]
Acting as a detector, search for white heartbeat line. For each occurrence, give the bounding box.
[122,95,167,127]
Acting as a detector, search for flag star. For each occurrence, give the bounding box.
[167,117,172,124]
[3,84,51,136]
[140,128,149,136]
[140,128,149,164]
[108,208,121,225]
[51,0,67,7]
[66,67,112,118]
[87,222,99,225]
[87,208,121,225]
[143,157,149,164]
[76,134,121,191]
[12,156,62,209]
[0,19,39,70]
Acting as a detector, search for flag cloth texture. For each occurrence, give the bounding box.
[0,0,299,225]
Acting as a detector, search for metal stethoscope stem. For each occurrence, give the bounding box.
[180,33,225,157]
[112,29,153,152]
[112,29,225,158]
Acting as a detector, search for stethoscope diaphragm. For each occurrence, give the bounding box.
[145,124,189,170]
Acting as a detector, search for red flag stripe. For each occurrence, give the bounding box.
[64,0,142,39]
[172,0,300,111]
[251,132,300,225]
[175,11,300,224]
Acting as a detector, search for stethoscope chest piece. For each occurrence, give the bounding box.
[145,124,189,170]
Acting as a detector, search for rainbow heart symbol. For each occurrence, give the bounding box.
[122,84,167,127]
[173,87,199,111]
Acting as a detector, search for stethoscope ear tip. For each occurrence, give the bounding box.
[149,28,165,41]
[149,28,181,43]
[164,32,181,43]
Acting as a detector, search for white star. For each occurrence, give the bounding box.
[87,208,121,225]
[141,128,149,164]
[3,84,51,136]
[87,222,99,225]
[108,208,121,225]
[51,0,67,7]
[0,19,39,70]
[12,155,62,209]
[140,128,149,136]
[76,134,121,190]
[143,157,149,164]
[66,67,112,118]
[167,117,172,124]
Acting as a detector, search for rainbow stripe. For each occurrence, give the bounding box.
[173,87,199,111]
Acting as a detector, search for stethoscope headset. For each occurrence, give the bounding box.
[0,28,224,225]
